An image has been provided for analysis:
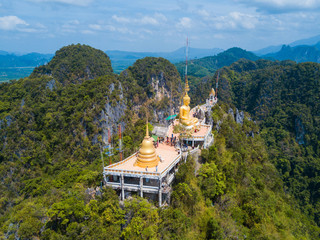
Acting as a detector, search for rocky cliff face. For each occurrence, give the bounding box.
[150,71,182,122]
[151,72,170,101]
[121,57,182,123]
[91,101,126,145]
[98,100,126,145]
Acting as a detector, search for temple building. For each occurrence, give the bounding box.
[165,79,214,149]
[206,88,217,108]
[104,84,217,206]
[179,78,200,131]
[103,122,183,206]
[103,47,217,206]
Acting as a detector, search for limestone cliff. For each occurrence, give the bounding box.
[120,57,182,122]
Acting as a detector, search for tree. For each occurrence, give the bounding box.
[198,162,226,201]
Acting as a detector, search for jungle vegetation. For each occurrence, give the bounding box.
[0,44,319,239]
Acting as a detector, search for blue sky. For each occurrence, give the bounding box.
[0,0,320,53]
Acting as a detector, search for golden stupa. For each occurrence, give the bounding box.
[179,78,199,129]
[134,122,160,168]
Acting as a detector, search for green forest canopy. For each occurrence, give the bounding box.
[0,44,320,239]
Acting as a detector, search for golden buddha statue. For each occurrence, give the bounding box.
[210,88,215,96]
[134,122,160,168]
[179,92,199,130]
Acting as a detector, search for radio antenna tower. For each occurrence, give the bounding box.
[216,71,219,98]
[185,37,190,93]
[107,127,114,165]
[118,124,123,161]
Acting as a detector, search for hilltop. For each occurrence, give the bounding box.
[175,47,259,78]
[31,44,113,85]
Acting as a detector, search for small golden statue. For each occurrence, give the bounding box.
[179,92,199,130]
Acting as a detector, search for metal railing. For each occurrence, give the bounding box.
[106,182,160,192]
[104,168,161,178]
[189,146,199,154]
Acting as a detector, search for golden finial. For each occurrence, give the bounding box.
[146,120,149,137]
[185,77,190,93]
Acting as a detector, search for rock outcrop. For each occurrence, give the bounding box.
[121,57,182,123]
[235,109,244,125]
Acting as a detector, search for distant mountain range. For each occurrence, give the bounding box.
[174,40,320,79]
[175,47,259,78]
[0,53,53,81]
[2,34,320,81]
[0,52,53,68]
[0,47,223,79]
[254,34,320,55]
[263,43,320,63]
[106,47,223,73]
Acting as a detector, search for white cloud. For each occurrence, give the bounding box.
[81,30,94,34]
[197,9,210,18]
[112,13,167,26]
[88,23,133,35]
[176,17,192,29]
[61,20,80,33]
[105,25,116,31]
[112,15,130,24]
[253,0,319,8]
[34,23,47,29]
[0,16,28,30]
[236,0,320,13]
[213,34,224,39]
[116,27,133,34]
[89,24,102,30]
[88,24,116,32]
[140,16,159,25]
[69,20,80,25]
[214,12,258,30]
[29,0,93,7]
[18,28,39,33]
[138,13,167,25]
[154,13,167,22]
[141,29,153,34]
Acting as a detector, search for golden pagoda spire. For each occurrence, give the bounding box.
[185,77,190,93]
[134,120,160,168]
[146,120,149,137]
